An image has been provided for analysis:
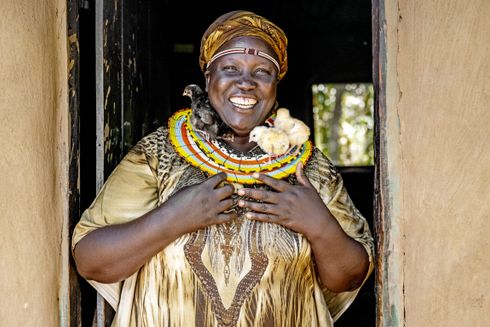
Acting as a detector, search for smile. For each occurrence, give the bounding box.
[229,97,257,109]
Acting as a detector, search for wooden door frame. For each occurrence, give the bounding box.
[66,0,403,326]
[67,0,82,325]
[372,0,405,326]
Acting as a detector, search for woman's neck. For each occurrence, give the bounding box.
[224,134,256,153]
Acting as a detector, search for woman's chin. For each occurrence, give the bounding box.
[224,123,252,137]
[232,125,257,137]
[233,129,250,137]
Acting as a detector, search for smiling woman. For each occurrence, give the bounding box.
[72,10,373,326]
[205,36,278,144]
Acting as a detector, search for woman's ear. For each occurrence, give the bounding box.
[204,70,210,92]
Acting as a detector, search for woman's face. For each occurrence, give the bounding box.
[205,36,278,137]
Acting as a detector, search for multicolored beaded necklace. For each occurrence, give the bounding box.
[168,108,312,184]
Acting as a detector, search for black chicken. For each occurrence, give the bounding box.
[183,84,219,140]
[183,84,233,141]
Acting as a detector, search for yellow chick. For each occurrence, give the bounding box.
[249,126,290,156]
[274,108,310,147]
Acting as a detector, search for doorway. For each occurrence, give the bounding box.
[68,1,375,325]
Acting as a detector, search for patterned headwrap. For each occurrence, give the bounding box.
[199,10,288,80]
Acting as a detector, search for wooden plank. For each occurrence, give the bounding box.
[95,294,115,326]
[372,1,383,325]
[94,0,105,325]
[372,1,390,325]
[121,0,148,152]
[67,0,82,325]
[93,2,151,322]
[372,0,404,326]
[102,0,123,177]
[95,0,117,325]
[95,0,105,192]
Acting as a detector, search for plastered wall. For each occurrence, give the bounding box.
[1,0,489,325]
[0,0,68,325]
[385,0,490,325]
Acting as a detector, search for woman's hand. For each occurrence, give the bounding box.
[164,172,237,234]
[237,162,369,293]
[74,172,235,283]
[237,161,332,238]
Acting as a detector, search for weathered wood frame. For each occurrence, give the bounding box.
[372,0,404,326]
[372,0,388,324]
[66,0,400,326]
[67,0,82,325]
[68,0,147,325]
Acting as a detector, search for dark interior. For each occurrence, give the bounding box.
[77,1,374,325]
[146,0,373,128]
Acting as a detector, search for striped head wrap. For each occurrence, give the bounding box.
[199,10,288,80]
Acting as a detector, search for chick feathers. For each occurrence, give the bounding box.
[183,84,219,140]
[249,126,290,156]
[248,108,310,157]
[274,108,310,147]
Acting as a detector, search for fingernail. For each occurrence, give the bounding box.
[252,172,260,179]
[238,200,244,206]
[237,189,245,195]
[246,212,252,218]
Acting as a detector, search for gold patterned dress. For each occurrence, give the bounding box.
[72,113,374,327]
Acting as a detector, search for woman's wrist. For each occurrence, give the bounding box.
[144,204,189,245]
[304,209,347,245]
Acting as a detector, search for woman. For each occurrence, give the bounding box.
[73,10,373,326]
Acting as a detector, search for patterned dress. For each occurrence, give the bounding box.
[72,121,373,327]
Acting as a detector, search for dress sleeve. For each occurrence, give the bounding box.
[305,149,374,321]
[71,146,159,309]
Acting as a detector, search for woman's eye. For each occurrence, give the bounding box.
[255,68,272,75]
[223,65,238,72]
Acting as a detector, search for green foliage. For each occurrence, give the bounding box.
[312,83,374,166]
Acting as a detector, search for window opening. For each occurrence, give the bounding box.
[312,83,374,166]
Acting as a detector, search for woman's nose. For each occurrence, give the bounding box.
[236,73,256,90]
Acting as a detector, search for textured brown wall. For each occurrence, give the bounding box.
[385,0,490,326]
[0,0,68,325]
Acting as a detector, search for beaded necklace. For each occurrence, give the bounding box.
[168,108,312,184]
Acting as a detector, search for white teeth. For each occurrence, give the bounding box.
[230,97,257,109]
[233,103,254,109]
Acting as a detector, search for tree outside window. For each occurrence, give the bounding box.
[312,83,374,166]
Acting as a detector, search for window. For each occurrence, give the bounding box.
[312,83,374,166]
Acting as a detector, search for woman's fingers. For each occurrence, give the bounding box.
[245,211,279,223]
[203,173,234,200]
[217,198,234,213]
[238,199,279,215]
[216,212,237,222]
[237,187,278,203]
[205,172,228,188]
[214,183,234,199]
[295,161,313,188]
[252,172,289,192]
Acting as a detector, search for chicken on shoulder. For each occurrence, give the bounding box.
[183,84,220,141]
[274,108,310,147]
[249,126,290,156]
